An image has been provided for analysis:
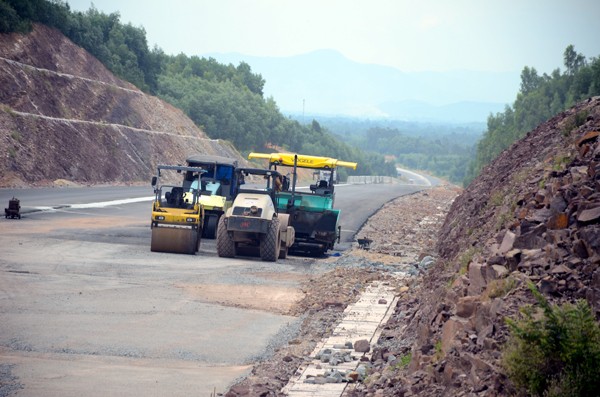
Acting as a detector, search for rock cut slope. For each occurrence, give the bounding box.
[355,96,600,396]
[0,24,241,187]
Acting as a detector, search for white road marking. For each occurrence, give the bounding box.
[31,196,154,211]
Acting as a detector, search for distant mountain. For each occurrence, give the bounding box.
[205,50,519,122]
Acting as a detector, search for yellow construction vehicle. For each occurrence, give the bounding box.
[150,165,206,254]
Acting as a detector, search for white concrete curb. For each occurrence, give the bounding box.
[282,281,399,396]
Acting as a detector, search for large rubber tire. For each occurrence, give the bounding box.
[260,218,280,262]
[202,214,218,239]
[216,217,236,258]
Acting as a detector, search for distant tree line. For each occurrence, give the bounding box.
[0,0,397,178]
[339,126,479,184]
[465,45,600,184]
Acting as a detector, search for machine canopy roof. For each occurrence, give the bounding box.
[186,154,238,167]
[248,152,357,170]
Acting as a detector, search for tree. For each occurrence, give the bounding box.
[465,45,598,186]
[520,66,541,95]
[0,0,22,33]
[311,119,322,133]
[564,45,586,76]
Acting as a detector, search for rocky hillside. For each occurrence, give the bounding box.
[0,24,242,187]
[349,96,600,396]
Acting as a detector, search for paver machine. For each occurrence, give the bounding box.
[216,168,295,262]
[248,152,357,256]
[184,155,239,239]
[150,164,206,254]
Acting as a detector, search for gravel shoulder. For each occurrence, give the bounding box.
[224,184,460,396]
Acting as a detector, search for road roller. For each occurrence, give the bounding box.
[150,164,206,254]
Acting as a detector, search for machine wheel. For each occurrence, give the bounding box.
[279,244,288,259]
[216,217,236,258]
[203,214,219,239]
[260,218,280,262]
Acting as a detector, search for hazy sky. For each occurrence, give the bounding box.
[67,0,600,74]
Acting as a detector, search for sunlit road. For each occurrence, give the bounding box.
[0,181,426,396]
[0,182,425,247]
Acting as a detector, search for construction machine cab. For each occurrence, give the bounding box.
[184,155,239,239]
[216,167,295,261]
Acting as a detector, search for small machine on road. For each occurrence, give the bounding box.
[4,197,21,219]
[248,152,357,256]
[216,167,294,262]
[150,165,206,254]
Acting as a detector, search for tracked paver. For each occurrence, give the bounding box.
[248,152,357,257]
[282,281,398,396]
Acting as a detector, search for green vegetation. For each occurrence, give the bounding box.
[465,45,600,185]
[0,0,396,177]
[398,352,411,369]
[10,130,21,141]
[354,127,476,183]
[503,283,600,396]
[562,110,590,137]
[457,247,478,275]
[552,154,573,171]
[323,119,483,184]
[434,339,443,360]
[484,276,517,299]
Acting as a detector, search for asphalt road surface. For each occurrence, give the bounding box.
[0,182,425,396]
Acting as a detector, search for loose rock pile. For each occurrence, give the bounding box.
[352,97,600,397]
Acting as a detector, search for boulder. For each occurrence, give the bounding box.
[547,212,569,229]
[468,263,487,296]
[576,130,600,146]
[484,264,509,281]
[441,317,467,354]
[456,296,481,318]
[578,206,600,223]
[354,339,371,353]
[498,230,516,254]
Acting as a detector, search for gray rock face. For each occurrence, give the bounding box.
[355,98,600,397]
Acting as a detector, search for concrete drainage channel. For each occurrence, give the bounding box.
[281,280,400,396]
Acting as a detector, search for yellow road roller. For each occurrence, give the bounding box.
[150,165,206,254]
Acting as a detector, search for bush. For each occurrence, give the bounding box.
[502,283,600,396]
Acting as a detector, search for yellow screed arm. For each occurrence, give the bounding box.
[248,152,357,170]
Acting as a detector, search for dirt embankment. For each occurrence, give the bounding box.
[0,24,243,187]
